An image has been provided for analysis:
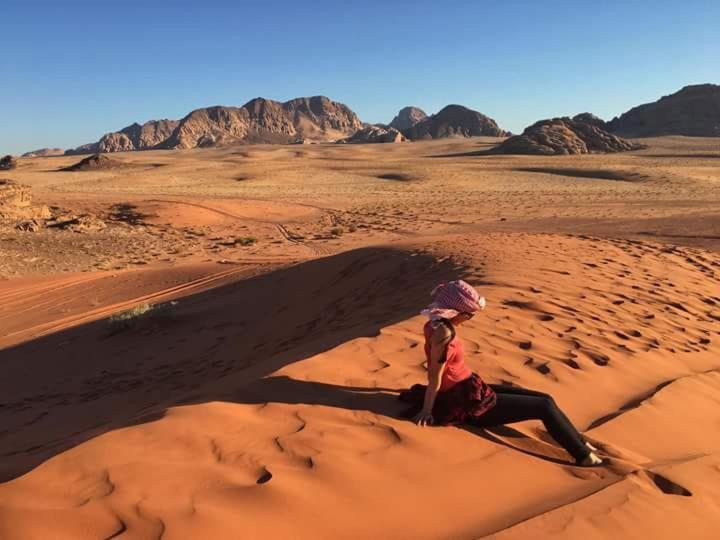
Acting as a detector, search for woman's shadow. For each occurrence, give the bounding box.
[229,375,573,466]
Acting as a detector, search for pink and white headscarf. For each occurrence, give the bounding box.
[421,280,486,321]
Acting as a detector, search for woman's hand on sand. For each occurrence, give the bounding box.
[413,410,434,426]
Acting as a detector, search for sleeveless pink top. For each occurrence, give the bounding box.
[424,320,473,391]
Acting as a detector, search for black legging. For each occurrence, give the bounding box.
[470,384,590,463]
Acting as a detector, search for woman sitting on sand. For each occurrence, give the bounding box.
[400,280,603,467]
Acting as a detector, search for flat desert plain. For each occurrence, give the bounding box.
[1,136,720,539]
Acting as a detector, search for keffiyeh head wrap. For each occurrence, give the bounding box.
[421,280,486,321]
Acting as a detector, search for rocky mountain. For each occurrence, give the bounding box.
[21,148,65,158]
[162,96,362,149]
[389,106,427,131]
[97,119,179,153]
[607,84,720,137]
[340,125,406,144]
[402,105,506,140]
[62,96,362,154]
[494,117,639,155]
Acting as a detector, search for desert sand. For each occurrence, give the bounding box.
[1,136,719,539]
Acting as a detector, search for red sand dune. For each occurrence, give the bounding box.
[1,232,719,539]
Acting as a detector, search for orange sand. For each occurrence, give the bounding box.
[1,137,719,539]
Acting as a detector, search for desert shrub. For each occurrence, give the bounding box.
[108,301,178,333]
[0,155,17,170]
[330,226,344,236]
[237,236,257,246]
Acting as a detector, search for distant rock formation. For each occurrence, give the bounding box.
[163,96,362,149]
[62,154,125,171]
[21,148,65,158]
[607,84,720,137]
[0,155,17,170]
[340,125,407,144]
[60,96,361,154]
[65,142,100,156]
[389,107,427,131]
[494,117,640,155]
[403,105,506,140]
[98,120,179,153]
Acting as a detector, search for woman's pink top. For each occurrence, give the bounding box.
[424,320,473,391]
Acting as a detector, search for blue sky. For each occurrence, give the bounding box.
[2,0,718,154]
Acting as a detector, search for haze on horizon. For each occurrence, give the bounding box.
[2,0,718,155]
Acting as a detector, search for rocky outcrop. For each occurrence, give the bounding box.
[0,179,50,224]
[62,154,125,171]
[0,155,17,170]
[389,107,427,131]
[21,148,65,158]
[607,84,720,137]
[494,117,640,155]
[163,96,362,149]
[403,105,506,140]
[98,119,179,153]
[341,125,407,144]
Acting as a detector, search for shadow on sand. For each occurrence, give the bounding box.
[0,244,572,481]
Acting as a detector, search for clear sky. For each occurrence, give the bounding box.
[2,0,718,154]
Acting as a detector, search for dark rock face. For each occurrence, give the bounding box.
[0,155,17,170]
[607,84,720,137]
[98,120,179,152]
[389,107,427,131]
[402,105,507,140]
[494,117,640,155]
[163,96,363,149]
[340,125,406,144]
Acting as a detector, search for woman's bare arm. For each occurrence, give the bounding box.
[415,324,451,425]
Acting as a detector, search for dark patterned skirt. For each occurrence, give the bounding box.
[399,373,497,425]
